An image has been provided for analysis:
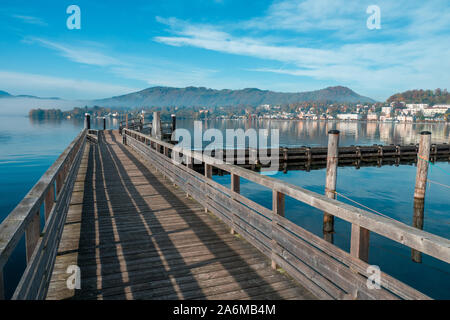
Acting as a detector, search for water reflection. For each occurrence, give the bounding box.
[175,119,450,148]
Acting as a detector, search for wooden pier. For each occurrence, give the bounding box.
[1,117,449,300]
[46,131,314,300]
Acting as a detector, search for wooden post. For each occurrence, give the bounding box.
[25,210,41,263]
[103,117,106,130]
[56,172,63,195]
[411,198,425,263]
[44,184,55,221]
[125,114,129,129]
[323,129,339,242]
[272,190,285,269]
[230,174,240,234]
[171,114,176,141]
[84,113,90,130]
[152,111,161,139]
[414,131,431,200]
[350,224,370,262]
[204,163,213,212]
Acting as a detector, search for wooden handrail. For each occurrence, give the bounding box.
[122,128,450,265]
[0,129,87,299]
[123,128,449,299]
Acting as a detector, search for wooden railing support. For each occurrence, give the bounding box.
[350,224,370,262]
[204,163,213,212]
[272,190,285,269]
[230,173,240,235]
[121,128,450,300]
[25,210,41,263]
[44,184,55,221]
[323,130,339,243]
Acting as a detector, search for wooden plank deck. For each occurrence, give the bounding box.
[46,131,316,300]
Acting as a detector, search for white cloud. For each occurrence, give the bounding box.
[28,38,125,67]
[12,14,47,26]
[154,0,450,99]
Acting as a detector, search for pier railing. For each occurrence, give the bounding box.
[123,128,450,300]
[0,130,87,300]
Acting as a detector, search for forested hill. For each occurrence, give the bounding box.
[387,89,450,105]
[94,86,375,107]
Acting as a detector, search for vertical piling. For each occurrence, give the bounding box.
[84,113,91,130]
[171,114,177,139]
[411,131,431,263]
[152,111,161,139]
[125,114,129,129]
[323,130,339,242]
[411,198,425,263]
[103,117,106,131]
[414,131,432,200]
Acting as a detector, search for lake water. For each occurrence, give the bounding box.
[0,116,449,299]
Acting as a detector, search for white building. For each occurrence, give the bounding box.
[423,106,449,117]
[367,114,378,121]
[397,115,414,122]
[381,106,392,115]
[337,114,360,120]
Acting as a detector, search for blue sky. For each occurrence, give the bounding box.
[0,0,449,101]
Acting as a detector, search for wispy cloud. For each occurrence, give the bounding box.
[154,0,450,99]
[12,14,47,26]
[27,38,125,67]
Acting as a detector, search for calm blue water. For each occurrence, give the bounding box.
[0,116,449,299]
[0,115,118,299]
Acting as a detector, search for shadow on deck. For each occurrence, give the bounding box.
[46,131,315,300]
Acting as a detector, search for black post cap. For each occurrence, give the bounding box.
[420,131,431,135]
[328,130,340,134]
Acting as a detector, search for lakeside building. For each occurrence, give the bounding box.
[397,115,414,122]
[336,114,360,120]
[381,106,392,115]
[367,114,378,121]
[423,106,449,117]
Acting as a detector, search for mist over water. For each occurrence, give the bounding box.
[0,116,449,299]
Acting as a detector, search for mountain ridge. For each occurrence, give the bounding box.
[94,85,376,107]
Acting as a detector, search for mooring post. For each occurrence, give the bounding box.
[271,190,285,269]
[230,173,240,235]
[103,117,106,131]
[152,111,162,139]
[412,198,425,263]
[171,114,177,141]
[125,114,129,129]
[414,131,432,200]
[411,131,431,263]
[84,113,90,130]
[323,129,339,243]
